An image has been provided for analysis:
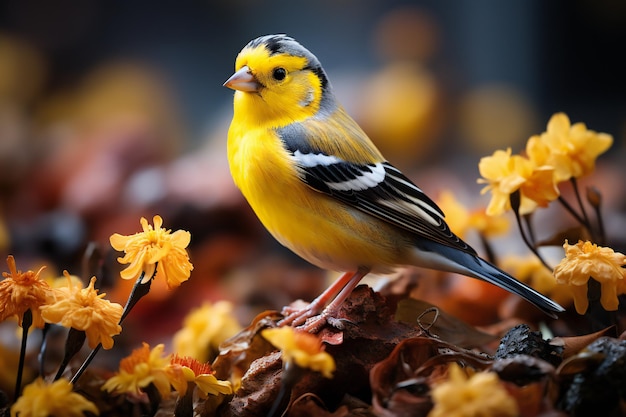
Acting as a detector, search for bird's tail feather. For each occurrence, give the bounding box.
[413,241,565,318]
[469,256,565,318]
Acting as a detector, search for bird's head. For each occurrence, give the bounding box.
[224,34,333,125]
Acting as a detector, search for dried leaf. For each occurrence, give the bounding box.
[286,393,374,417]
[395,298,496,348]
[549,326,614,359]
[212,311,280,380]
[370,337,492,417]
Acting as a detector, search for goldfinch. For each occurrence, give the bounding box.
[224,34,564,330]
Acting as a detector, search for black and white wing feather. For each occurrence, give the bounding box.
[279,130,476,256]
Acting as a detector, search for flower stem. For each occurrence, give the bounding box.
[119,268,154,323]
[54,328,86,381]
[174,382,195,417]
[15,309,33,398]
[585,278,618,333]
[70,267,155,385]
[586,186,606,245]
[38,323,51,376]
[69,343,102,385]
[570,178,592,233]
[510,191,551,271]
[268,361,303,417]
[557,195,587,227]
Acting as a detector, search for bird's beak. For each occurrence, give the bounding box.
[223,65,260,92]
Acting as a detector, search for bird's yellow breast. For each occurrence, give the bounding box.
[227,115,410,273]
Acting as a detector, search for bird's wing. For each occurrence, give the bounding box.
[278,123,477,255]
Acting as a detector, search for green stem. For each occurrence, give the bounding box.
[16,309,33,398]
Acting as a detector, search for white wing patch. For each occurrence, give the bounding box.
[293,150,342,167]
[293,150,386,191]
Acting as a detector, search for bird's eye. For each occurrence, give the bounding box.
[272,67,287,81]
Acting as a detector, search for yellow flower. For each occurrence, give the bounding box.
[11,378,99,417]
[501,255,573,307]
[102,342,173,398]
[436,191,509,239]
[478,148,559,216]
[528,112,613,182]
[168,355,233,397]
[46,272,84,290]
[553,240,626,314]
[41,273,123,349]
[261,327,335,378]
[172,301,242,362]
[428,363,518,417]
[109,215,193,289]
[0,255,56,328]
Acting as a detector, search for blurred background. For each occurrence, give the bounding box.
[0,0,625,343]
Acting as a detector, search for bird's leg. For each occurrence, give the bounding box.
[300,267,370,332]
[278,268,370,332]
[278,270,359,328]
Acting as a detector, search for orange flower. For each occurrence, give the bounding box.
[553,240,625,314]
[527,113,613,182]
[167,355,232,397]
[102,342,172,397]
[478,148,559,216]
[262,327,335,378]
[41,273,123,349]
[11,378,99,417]
[428,363,518,417]
[0,255,56,328]
[110,215,193,289]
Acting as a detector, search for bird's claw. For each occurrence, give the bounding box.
[278,304,349,333]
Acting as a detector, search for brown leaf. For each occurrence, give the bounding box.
[549,326,614,359]
[370,337,492,417]
[395,298,496,348]
[212,311,280,380]
[286,393,374,417]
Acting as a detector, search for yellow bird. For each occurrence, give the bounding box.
[224,34,563,330]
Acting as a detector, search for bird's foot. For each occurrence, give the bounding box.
[278,301,323,328]
[278,303,347,333]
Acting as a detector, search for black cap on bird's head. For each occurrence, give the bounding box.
[246,34,314,60]
[226,34,329,93]
[253,35,329,91]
